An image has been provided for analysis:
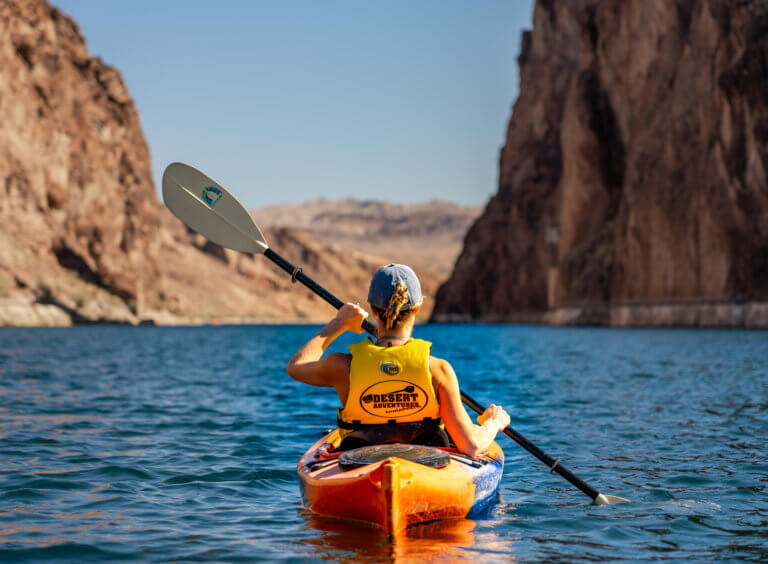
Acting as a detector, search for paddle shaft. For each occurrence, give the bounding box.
[264,248,377,334]
[459,392,599,501]
[266,246,600,501]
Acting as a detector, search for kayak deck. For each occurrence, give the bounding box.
[297,430,504,534]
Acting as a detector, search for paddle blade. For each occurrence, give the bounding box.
[594,493,630,506]
[162,162,268,254]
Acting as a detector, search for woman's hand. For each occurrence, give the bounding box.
[477,404,510,433]
[331,303,368,334]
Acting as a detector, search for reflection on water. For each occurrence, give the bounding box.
[0,325,766,561]
[301,514,496,563]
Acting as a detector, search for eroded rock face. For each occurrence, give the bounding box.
[0,0,161,320]
[433,0,768,326]
[0,0,441,326]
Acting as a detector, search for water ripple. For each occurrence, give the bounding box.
[0,325,766,561]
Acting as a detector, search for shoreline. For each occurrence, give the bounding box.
[3,300,768,329]
[434,300,768,329]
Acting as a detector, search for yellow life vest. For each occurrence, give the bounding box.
[338,338,440,430]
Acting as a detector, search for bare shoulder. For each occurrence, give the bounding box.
[429,356,457,390]
[327,351,352,362]
[429,355,449,373]
[320,352,351,389]
[429,355,455,372]
[325,352,352,371]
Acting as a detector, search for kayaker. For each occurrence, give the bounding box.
[287,263,510,458]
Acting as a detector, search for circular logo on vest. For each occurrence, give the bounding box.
[359,380,428,418]
[380,361,400,376]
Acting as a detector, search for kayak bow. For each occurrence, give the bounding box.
[297,430,504,534]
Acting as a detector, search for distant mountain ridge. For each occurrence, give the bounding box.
[252,199,481,278]
[253,198,480,238]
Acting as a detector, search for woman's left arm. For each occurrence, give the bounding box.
[431,356,510,458]
[286,303,368,387]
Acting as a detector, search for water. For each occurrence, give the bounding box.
[0,325,766,562]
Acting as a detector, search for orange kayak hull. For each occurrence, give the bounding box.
[297,430,504,534]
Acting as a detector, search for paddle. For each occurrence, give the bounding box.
[162,162,628,506]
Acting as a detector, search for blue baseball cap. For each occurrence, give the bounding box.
[368,264,423,310]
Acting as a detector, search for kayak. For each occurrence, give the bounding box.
[297,429,504,534]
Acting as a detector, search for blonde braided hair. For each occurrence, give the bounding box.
[371,281,415,330]
[383,281,409,330]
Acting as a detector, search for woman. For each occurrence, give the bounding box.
[287,263,510,458]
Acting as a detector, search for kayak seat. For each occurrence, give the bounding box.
[339,444,451,470]
[336,420,453,452]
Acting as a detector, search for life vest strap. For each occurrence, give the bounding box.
[337,416,440,431]
[335,418,452,451]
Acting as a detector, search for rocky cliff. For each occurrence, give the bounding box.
[0,0,438,326]
[0,0,163,324]
[433,0,768,327]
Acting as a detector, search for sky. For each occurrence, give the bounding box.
[53,1,534,208]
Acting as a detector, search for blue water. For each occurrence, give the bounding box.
[0,325,766,562]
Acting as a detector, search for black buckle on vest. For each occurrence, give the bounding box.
[337,416,440,432]
[337,417,363,430]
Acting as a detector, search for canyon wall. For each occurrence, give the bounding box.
[0,0,163,324]
[433,0,768,327]
[0,0,439,326]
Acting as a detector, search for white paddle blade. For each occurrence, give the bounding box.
[594,493,630,506]
[162,162,268,254]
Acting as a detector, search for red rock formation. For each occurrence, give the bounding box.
[0,0,161,323]
[0,0,441,326]
[433,0,768,327]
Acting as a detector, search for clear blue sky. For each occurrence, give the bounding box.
[53,1,533,207]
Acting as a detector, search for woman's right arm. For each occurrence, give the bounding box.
[286,303,367,387]
[430,357,510,458]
